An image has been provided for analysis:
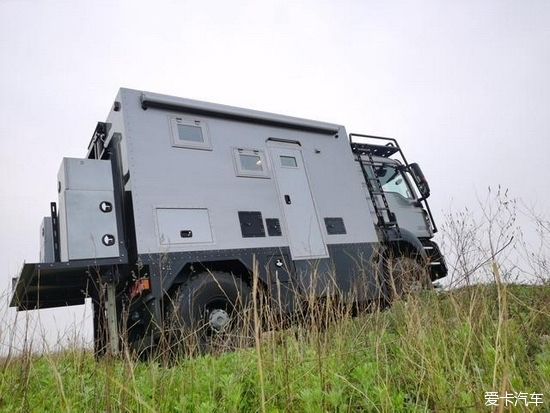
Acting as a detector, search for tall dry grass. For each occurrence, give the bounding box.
[1,187,548,411]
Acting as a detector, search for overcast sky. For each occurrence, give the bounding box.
[1,0,549,351]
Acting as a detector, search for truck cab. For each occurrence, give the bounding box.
[351,134,446,281]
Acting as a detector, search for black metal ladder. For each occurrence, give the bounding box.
[356,151,402,240]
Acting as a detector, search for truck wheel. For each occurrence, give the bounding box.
[386,255,432,301]
[170,271,253,355]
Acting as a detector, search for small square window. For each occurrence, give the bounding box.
[233,148,270,178]
[240,154,263,171]
[280,156,297,167]
[177,124,203,143]
[170,117,212,150]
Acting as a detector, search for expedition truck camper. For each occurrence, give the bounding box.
[10,88,447,356]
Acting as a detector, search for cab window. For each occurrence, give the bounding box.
[373,165,414,199]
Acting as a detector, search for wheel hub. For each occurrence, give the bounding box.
[208,308,230,332]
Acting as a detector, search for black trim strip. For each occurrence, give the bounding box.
[141,93,340,135]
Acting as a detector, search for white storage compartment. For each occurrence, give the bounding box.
[58,157,115,191]
[57,158,120,261]
[39,217,55,263]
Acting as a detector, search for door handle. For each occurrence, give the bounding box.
[284,195,291,205]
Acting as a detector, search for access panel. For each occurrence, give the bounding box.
[156,208,214,245]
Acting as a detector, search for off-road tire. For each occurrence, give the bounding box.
[386,255,432,302]
[170,271,254,356]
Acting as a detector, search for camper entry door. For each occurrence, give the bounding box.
[267,141,328,260]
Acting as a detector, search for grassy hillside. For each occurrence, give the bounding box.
[1,283,549,412]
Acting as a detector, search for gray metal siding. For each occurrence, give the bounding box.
[113,89,378,256]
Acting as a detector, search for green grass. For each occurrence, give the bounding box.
[1,283,549,412]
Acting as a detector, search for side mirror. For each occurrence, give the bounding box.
[409,163,430,199]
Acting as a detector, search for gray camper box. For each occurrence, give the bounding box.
[11,88,447,355]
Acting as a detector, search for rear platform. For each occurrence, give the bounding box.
[11,258,123,310]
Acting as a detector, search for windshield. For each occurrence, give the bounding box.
[371,164,414,199]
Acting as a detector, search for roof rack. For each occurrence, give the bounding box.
[349,133,410,166]
[351,142,399,158]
